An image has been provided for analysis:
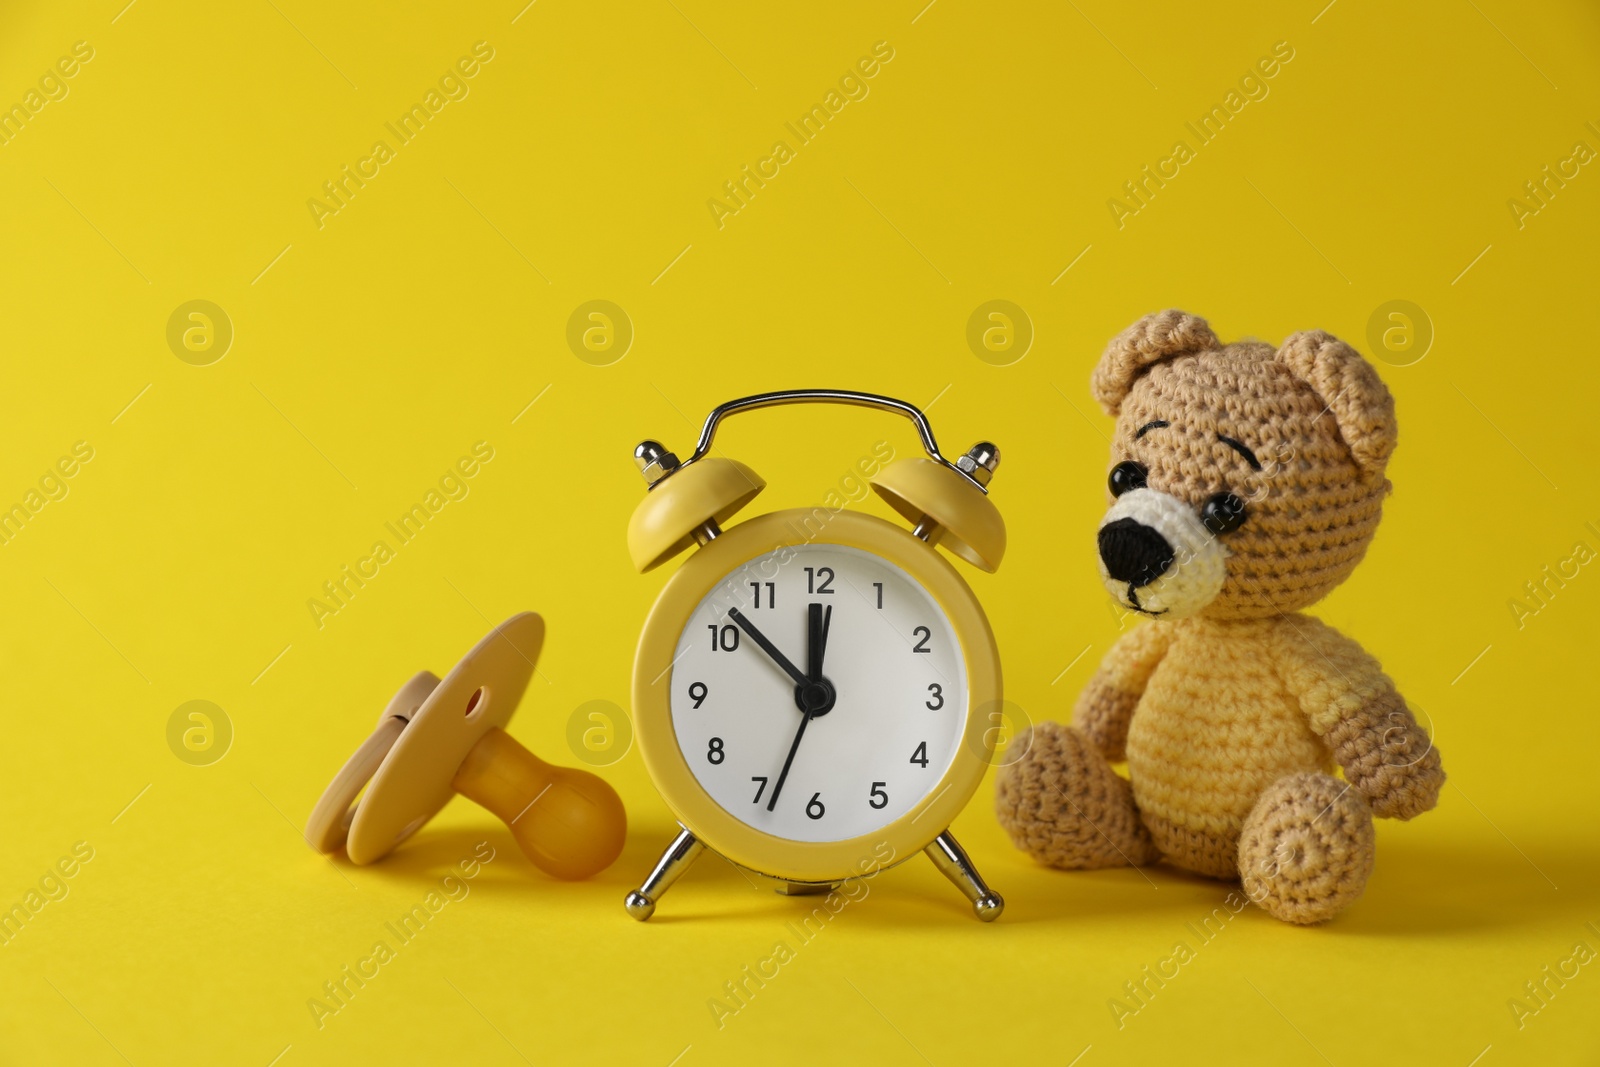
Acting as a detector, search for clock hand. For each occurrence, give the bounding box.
[769,603,835,814]
[807,602,832,681]
[727,607,809,689]
[766,705,813,812]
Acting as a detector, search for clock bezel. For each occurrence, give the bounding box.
[633,508,1000,883]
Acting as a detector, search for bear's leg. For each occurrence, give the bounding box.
[995,722,1160,869]
[1238,772,1375,924]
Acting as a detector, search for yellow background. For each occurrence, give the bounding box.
[2,0,1597,1064]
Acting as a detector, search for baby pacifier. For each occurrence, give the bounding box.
[306,612,627,879]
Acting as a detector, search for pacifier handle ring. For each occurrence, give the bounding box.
[305,716,407,854]
[304,671,442,854]
[682,389,987,492]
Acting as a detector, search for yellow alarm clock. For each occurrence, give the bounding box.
[623,390,1007,922]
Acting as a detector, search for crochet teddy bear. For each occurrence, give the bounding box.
[995,309,1445,923]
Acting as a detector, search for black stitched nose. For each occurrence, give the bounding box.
[1098,518,1175,588]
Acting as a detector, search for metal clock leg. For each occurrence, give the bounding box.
[925,830,1004,922]
[625,826,705,921]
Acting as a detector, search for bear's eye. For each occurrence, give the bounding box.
[1201,492,1248,535]
[1108,461,1148,497]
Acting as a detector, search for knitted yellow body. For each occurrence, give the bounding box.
[996,310,1445,924]
[1126,617,1325,876]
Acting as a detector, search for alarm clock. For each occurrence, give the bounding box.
[623,390,1007,921]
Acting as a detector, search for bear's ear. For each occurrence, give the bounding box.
[1275,330,1397,478]
[1091,310,1221,415]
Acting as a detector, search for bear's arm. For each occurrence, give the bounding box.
[1273,615,1445,820]
[1072,623,1172,762]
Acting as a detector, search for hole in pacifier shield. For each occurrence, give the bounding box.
[566,300,633,366]
[1365,299,1432,367]
[166,700,233,766]
[566,699,632,767]
[166,300,233,366]
[966,300,1032,367]
[967,699,1033,767]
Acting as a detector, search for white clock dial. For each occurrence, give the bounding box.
[669,544,967,844]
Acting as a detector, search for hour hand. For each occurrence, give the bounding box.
[726,607,808,688]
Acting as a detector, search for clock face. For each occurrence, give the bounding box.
[669,544,968,844]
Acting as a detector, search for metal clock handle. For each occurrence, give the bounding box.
[683,389,995,493]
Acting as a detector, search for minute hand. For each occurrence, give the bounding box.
[767,603,832,813]
[726,608,809,688]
